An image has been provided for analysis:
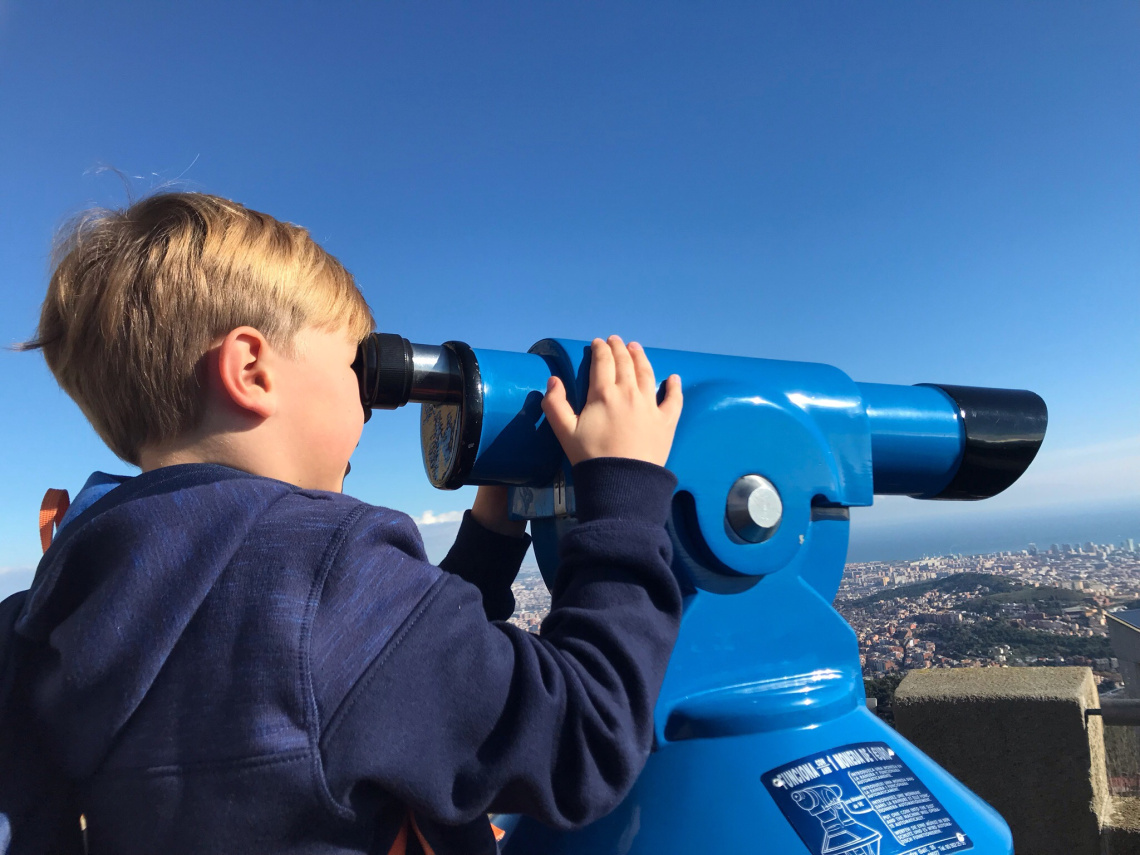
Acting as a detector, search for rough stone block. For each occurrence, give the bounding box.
[1103,797,1140,854]
[894,667,1107,855]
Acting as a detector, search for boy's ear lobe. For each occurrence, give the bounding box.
[216,327,277,419]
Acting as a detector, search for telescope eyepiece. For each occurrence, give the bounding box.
[354,332,466,422]
[353,333,414,420]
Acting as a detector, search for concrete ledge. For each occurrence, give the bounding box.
[895,667,1107,855]
[896,666,1098,704]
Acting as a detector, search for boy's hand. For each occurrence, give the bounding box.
[542,336,683,467]
[471,485,528,538]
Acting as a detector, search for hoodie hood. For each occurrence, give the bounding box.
[16,464,296,779]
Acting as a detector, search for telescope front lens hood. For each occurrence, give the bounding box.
[920,384,1048,500]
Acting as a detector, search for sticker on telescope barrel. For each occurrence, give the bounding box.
[421,403,461,485]
[763,742,972,855]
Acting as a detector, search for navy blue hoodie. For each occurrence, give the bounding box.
[12,458,681,854]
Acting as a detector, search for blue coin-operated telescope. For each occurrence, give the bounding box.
[356,333,1047,855]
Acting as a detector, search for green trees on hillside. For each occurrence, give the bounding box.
[921,620,1111,661]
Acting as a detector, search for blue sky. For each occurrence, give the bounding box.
[1,2,1138,592]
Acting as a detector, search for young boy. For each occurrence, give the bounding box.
[13,192,684,854]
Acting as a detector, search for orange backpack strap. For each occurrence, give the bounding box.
[387,810,501,854]
[386,821,408,855]
[39,488,71,553]
[386,812,437,855]
[409,814,437,855]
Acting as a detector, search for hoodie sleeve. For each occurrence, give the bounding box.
[315,458,682,830]
[438,511,532,621]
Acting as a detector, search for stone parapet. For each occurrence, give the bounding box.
[894,667,1108,855]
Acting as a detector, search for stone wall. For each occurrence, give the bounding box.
[894,667,1108,855]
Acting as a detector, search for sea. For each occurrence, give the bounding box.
[846,500,1140,563]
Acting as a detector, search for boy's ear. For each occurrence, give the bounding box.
[216,327,277,419]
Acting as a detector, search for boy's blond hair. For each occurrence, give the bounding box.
[22,192,375,465]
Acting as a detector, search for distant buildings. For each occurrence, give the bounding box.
[840,539,1138,681]
[508,567,551,633]
[509,537,1140,685]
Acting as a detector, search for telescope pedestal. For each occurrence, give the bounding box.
[498,517,1011,854]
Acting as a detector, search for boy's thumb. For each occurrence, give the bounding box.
[660,374,684,422]
[541,376,575,437]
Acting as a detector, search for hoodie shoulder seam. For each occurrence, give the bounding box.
[319,572,450,749]
[298,501,371,822]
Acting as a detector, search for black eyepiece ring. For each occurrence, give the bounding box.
[353,333,415,420]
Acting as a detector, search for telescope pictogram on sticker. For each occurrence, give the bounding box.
[791,783,882,855]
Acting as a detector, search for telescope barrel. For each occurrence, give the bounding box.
[357,333,1047,501]
[859,382,1047,500]
[858,383,963,498]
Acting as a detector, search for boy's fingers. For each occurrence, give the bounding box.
[609,335,635,388]
[629,342,657,394]
[541,376,576,438]
[659,374,683,423]
[589,337,616,396]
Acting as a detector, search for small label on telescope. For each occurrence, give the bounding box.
[763,742,972,855]
[422,403,462,487]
